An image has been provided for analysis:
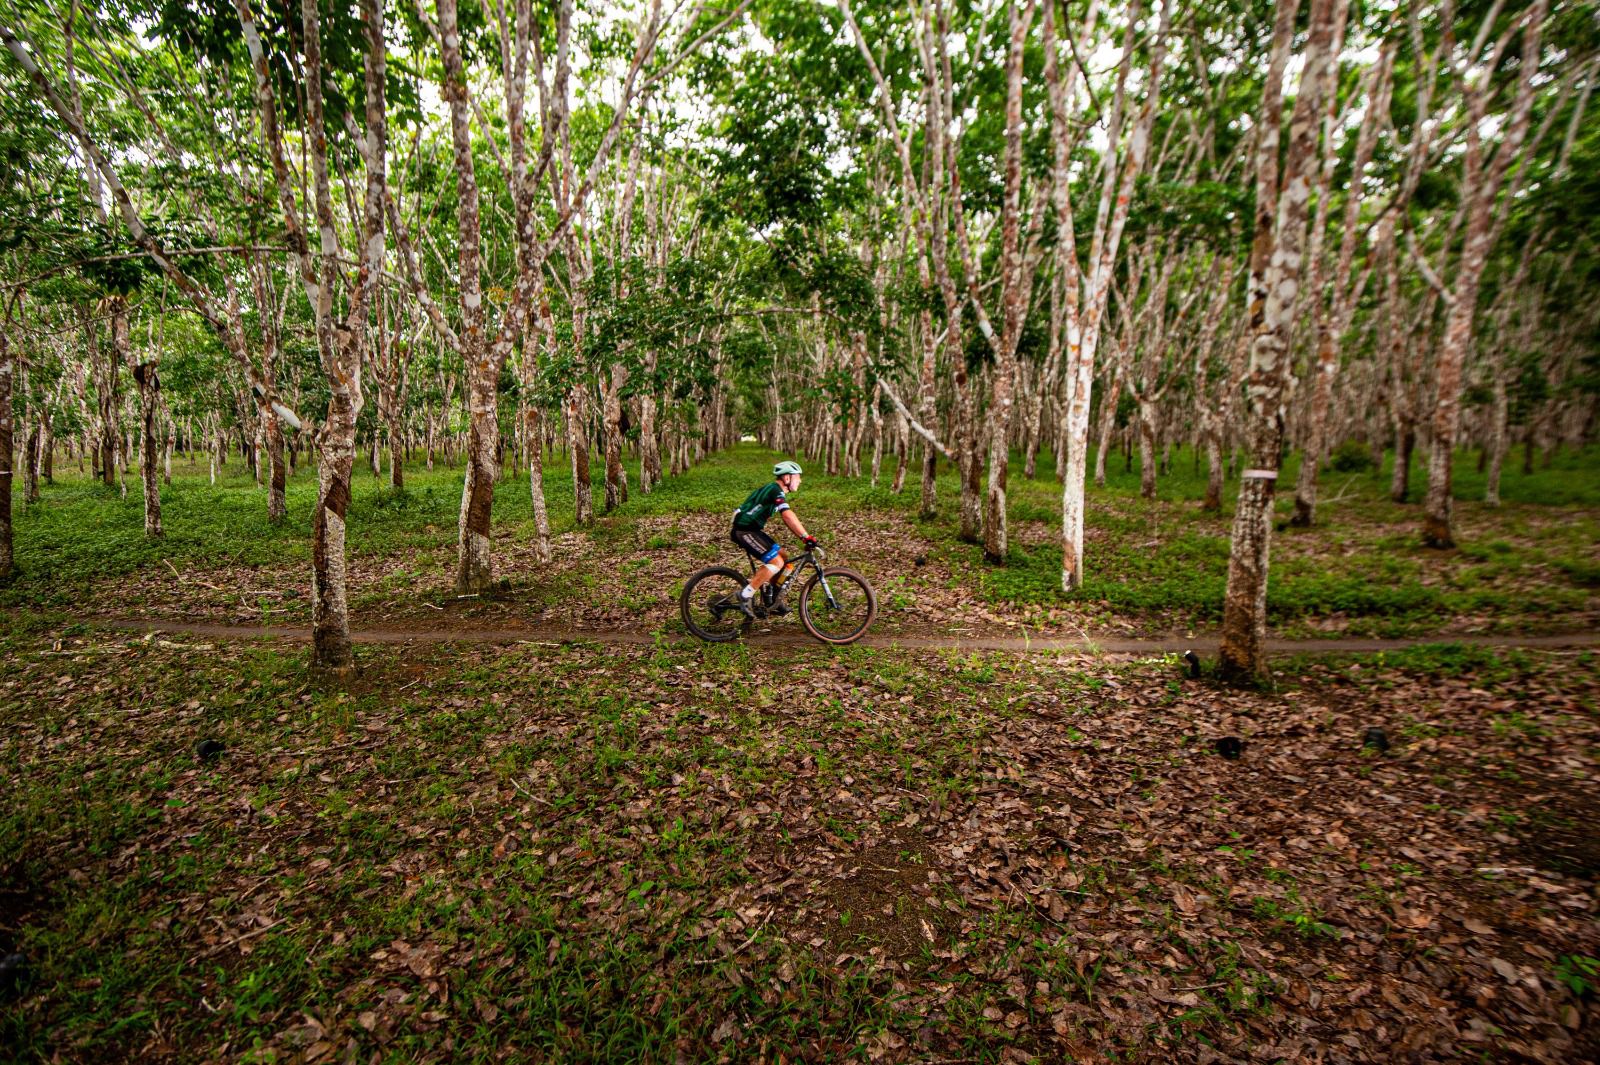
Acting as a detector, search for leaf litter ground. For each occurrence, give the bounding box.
[2,632,1597,1063]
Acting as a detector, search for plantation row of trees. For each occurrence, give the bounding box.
[1,0,1597,677]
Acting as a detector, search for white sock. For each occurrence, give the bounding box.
[740,585,756,599]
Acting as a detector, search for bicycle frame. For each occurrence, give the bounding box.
[750,546,843,610]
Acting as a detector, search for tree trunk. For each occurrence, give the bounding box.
[891,407,909,493]
[389,423,404,490]
[457,373,498,594]
[25,421,40,504]
[525,403,552,564]
[1484,373,1508,506]
[263,407,287,522]
[1202,419,1224,512]
[958,412,982,545]
[977,0,1031,565]
[639,392,661,493]
[869,383,884,487]
[40,412,52,483]
[1389,419,1413,502]
[1137,397,1157,500]
[568,388,593,526]
[1218,0,1340,682]
[132,361,163,538]
[1422,0,1545,547]
[1092,371,1120,488]
[1422,255,1485,547]
[1290,328,1338,526]
[519,320,553,564]
[0,330,12,581]
[312,391,359,671]
[101,299,127,487]
[603,364,626,511]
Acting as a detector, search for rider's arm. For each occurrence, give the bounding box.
[780,507,812,543]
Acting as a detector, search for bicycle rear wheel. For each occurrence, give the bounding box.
[797,567,877,645]
[680,566,752,642]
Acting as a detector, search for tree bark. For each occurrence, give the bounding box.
[0,322,12,581]
[100,298,127,487]
[1485,365,1510,506]
[569,387,593,526]
[458,371,498,593]
[1057,0,1168,589]
[977,0,1033,564]
[312,390,358,669]
[1219,0,1343,682]
[25,418,41,504]
[1093,364,1122,487]
[132,361,163,538]
[520,310,553,563]
[1289,43,1390,528]
[526,404,551,559]
[603,364,626,511]
[639,390,661,493]
[436,0,498,594]
[1202,416,1224,512]
[262,406,286,521]
[1422,1,1546,547]
[1137,396,1158,500]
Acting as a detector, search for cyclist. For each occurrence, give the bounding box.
[728,460,817,619]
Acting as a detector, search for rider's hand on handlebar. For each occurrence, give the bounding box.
[803,536,819,549]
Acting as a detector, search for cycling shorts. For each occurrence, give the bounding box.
[730,526,781,564]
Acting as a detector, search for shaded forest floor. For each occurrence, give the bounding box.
[1,634,1597,1063]
[3,442,1598,643]
[3,444,1599,1062]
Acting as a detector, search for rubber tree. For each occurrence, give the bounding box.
[235,0,388,669]
[1,12,320,622]
[131,357,162,538]
[0,291,14,581]
[1419,0,1547,548]
[1290,39,1395,527]
[393,0,694,590]
[1218,0,1347,682]
[1054,0,1172,591]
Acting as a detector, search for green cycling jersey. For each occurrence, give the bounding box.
[732,482,790,531]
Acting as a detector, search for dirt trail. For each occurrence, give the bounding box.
[96,618,1600,655]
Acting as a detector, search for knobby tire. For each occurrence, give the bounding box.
[797,567,877,645]
[680,565,751,643]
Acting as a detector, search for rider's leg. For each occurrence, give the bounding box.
[742,552,784,599]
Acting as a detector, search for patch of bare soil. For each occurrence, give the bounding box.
[764,827,952,966]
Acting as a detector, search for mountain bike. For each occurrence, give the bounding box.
[680,544,877,645]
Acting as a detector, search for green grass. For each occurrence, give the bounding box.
[1277,642,1539,683]
[5,438,1597,635]
[901,441,1599,633]
[4,454,583,601]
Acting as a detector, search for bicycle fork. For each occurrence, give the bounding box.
[814,567,841,610]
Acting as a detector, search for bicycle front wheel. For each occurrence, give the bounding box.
[797,567,877,645]
[680,566,752,642]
